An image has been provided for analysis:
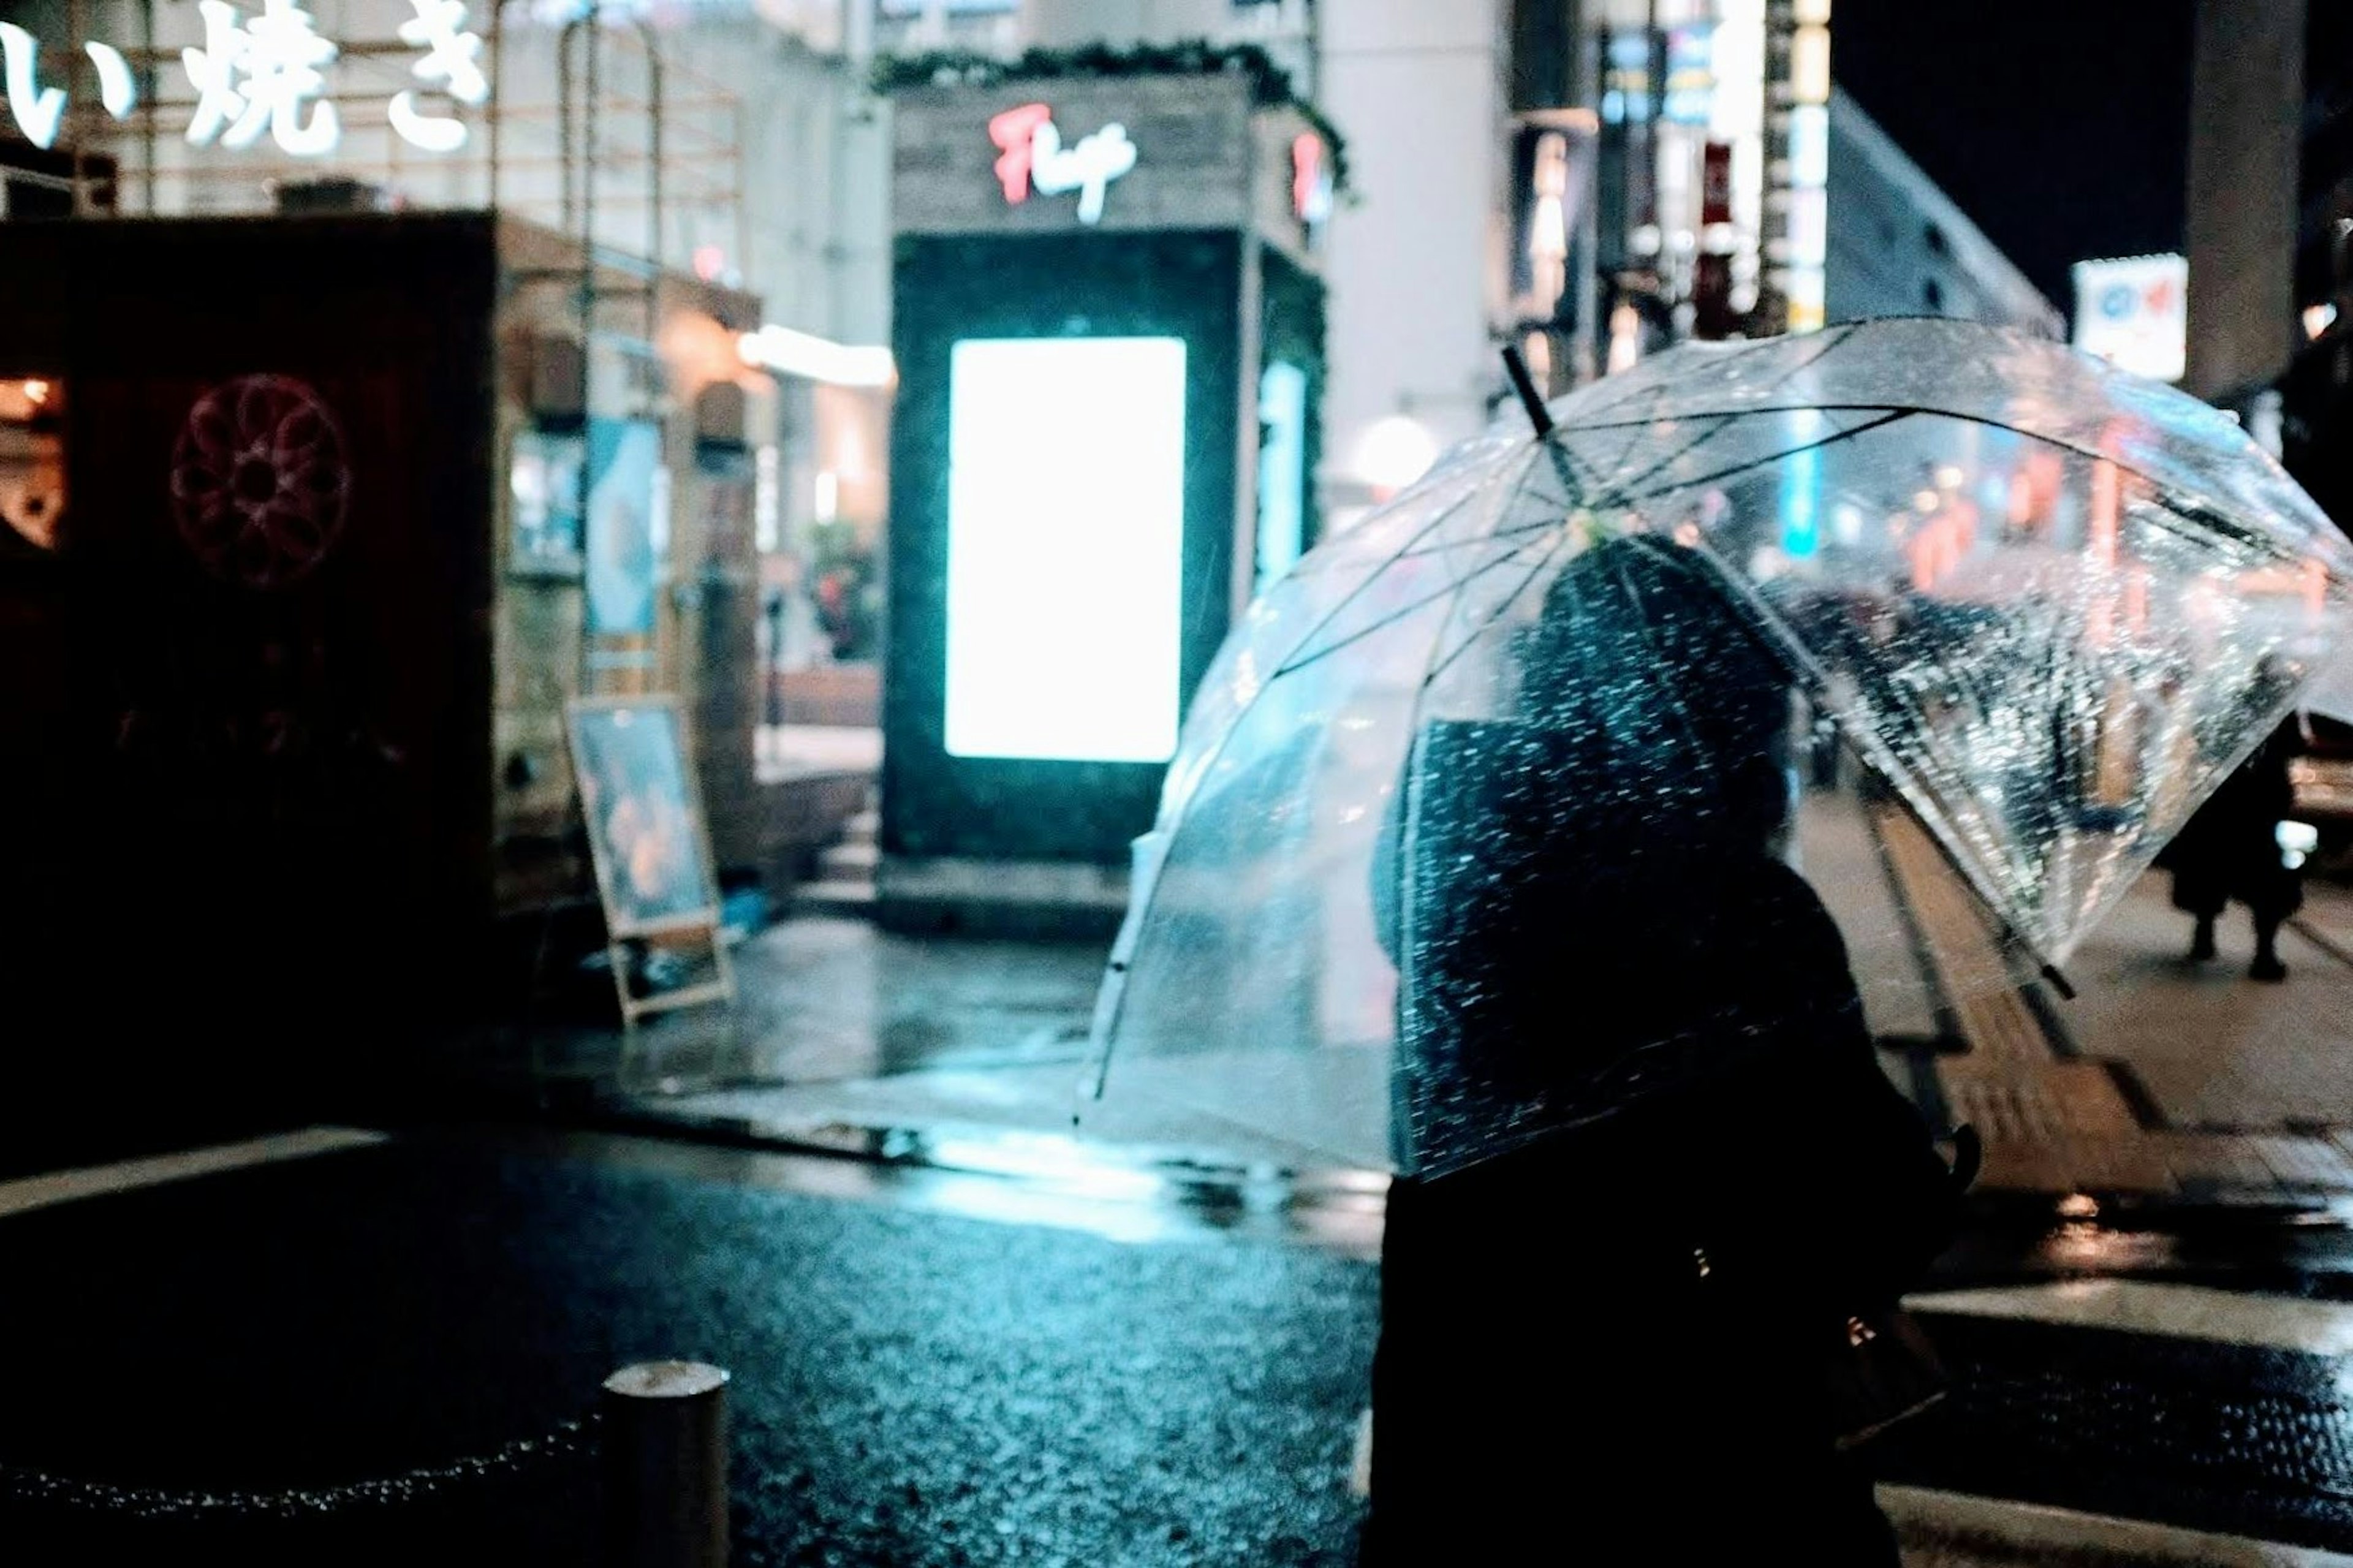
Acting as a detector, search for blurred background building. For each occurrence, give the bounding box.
[0,0,2101,943]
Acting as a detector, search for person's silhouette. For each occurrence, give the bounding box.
[1363,537,1960,1565]
[2167,716,2304,981]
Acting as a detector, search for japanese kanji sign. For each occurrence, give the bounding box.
[0,0,488,157]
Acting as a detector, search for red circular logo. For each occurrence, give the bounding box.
[170,374,351,589]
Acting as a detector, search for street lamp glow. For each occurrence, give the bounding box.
[737,325,897,388]
[1355,415,1439,499]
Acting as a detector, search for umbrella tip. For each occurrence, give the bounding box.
[1500,344,1556,440]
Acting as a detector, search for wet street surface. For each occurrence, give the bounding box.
[0,1134,1377,1565]
[0,1131,2348,1562]
[1881,1312,2353,1553]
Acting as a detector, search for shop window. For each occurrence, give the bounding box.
[509,428,585,577]
[0,376,64,551]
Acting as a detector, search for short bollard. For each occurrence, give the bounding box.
[602,1360,730,1568]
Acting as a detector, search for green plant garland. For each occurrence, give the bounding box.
[871,39,1351,194]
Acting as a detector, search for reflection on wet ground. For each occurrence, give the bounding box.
[460,915,1109,1097]
[1,1126,2350,1561]
[1875,1311,2353,1553]
[0,1133,1381,1565]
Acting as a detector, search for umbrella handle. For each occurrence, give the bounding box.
[1500,344,1556,439]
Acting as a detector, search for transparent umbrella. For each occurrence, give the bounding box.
[1082,319,2353,1180]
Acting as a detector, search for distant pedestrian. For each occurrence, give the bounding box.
[2165,714,2305,982]
[1363,537,1968,1566]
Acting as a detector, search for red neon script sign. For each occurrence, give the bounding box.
[987,101,1138,225]
[989,102,1053,205]
[1291,132,1333,226]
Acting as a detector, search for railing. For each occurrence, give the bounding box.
[0,1360,730,1566]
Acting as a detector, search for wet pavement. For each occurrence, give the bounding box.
[1,1129,2352,1564]
[553,865,2353,1216]
[0,1132,1378,1566]
[1878,1309,2353,1552]
[20,820,2344,1561]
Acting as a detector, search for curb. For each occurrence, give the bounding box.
[1882,1486,2353,1567]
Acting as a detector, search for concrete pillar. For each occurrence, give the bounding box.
[2184,0,2306,401]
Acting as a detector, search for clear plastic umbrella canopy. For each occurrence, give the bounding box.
[1082,319,2353,1180]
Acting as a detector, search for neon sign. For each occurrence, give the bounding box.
[987,102,1137,226]
[0,25,134,150]
[0,0,487,159]
[1290,132,1333,229]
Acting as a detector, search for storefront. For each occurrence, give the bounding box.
[2,0,898,751]
[876,55,1332,933]
[0,211,770,1040]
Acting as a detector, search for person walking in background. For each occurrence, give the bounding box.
[2167,714,2305,982]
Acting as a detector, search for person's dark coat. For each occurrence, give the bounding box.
[1360,539,1959,1564]
[2167,718,2303,925]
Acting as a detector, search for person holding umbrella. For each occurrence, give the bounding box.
[1360,536,1968,1564]
[1079,318,2353,1566]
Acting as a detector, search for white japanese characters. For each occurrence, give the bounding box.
[184,0,341,156]
[390,0,490,153]
[0,25,66,150]
[0,26,138,151]
[0,0,487,161]
[87,41,135,119]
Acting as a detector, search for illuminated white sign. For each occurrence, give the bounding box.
[390,0,490,152]
[1256,361,1308,593]
[737,325,897,388]
[0,26,135,150]
[184,0,341,156]
[988,102,1138,226]
[1525,130,1573,317]
[944,338,1188,764]
[2072,254,2189,383]
[1,0,484,159]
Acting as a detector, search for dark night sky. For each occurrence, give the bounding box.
[1833,0,2197,317]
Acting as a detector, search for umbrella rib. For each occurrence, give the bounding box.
[1419,529,1576,691]
[1273,529,1563,680]
[1267,447,1538,674]
[1563,398,1927,434]
[1553,401,2317,567]
[1614,409,1914,509]
[1393,528,1569,562]
[1403,409,1812,686]
[1596,413,1743,497]
[1571,324,1849,428]
[1510,430,1601,515]
[1578,322,1862,491]
[1423,407,1900,559]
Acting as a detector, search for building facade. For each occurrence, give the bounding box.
[1823,88,2062,336]
[0,0,896,680]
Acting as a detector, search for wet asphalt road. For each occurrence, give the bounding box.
[0,1135,1377,1566]
[1880,1311,2353,1552]
[1,1132,2351,1562]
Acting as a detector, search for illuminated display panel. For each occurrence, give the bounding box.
[1256,360,1307,593]
[944,336,1188,763]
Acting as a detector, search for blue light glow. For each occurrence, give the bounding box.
[1780,441,1821,558]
